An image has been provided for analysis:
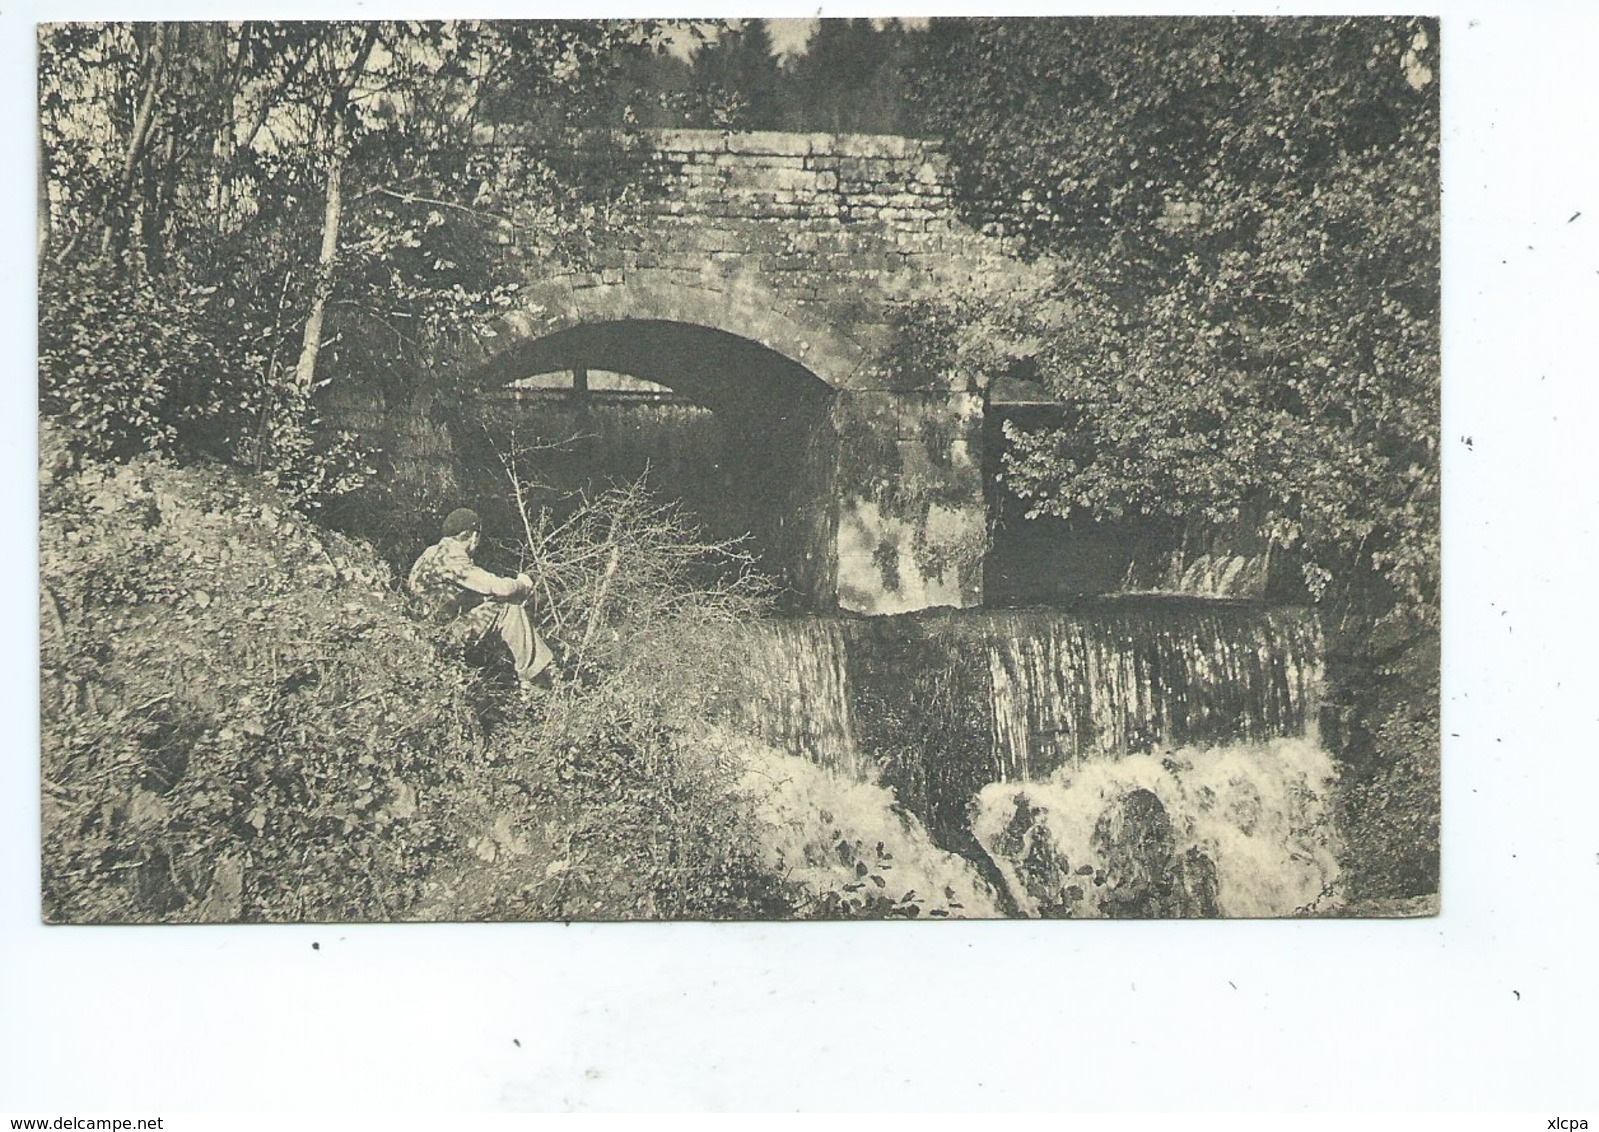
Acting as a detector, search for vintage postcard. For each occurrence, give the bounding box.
[37,17,1439,923]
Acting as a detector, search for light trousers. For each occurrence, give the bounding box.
[451,600,553,682]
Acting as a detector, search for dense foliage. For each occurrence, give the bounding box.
[683,18,919,134]
[906,17,1440,896]
[39,426,930,921]
[908,17,1438,606]
[38,21,676,509]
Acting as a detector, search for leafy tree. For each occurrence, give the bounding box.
[908,17,1440,895]
[780,18,918,135]
[38,20,679,507]
[911,16,1437,611]
[687,19,781,128]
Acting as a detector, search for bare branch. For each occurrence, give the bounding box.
[362,184,518,227]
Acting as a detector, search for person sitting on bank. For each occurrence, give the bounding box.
[408,507,553,687]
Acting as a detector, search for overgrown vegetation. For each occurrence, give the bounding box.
[41,423,480,922]
[41,424,990,921]
[38,21,678,512]
[37,17,1441,914]
[904,17,1441,901]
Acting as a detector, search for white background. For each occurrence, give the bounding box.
[3,0,1595,1114]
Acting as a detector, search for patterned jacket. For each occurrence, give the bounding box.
[407,536,528,623]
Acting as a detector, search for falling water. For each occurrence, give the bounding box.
[983,600,1322,781]
[729,598,1334,916]
[736,599,1321,784]
[969,738,1342,918]
[734,618,866,781]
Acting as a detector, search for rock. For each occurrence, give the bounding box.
[1169,847,1221,918]
[991,793,1072,915]
[1092,787,1176,918]
[1090,790,1223,918]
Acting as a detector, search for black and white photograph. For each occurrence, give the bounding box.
[8,0,1599,1118]
[35,16,1443,925]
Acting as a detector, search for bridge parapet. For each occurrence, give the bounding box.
[476,127,1036,392]
[462,127,1051,614]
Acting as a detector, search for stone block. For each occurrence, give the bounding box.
[725,163,826,195]
[837,134,917,160]
[836,156,886,182]
[670,226,738,254]
[725,130,812,158]
[654,127,731,153]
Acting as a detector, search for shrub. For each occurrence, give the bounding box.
[1335,686,1441,902]
[38,263,237,462]
[39,259,376,512]
[40,438,800,922]
[39,434,501,922]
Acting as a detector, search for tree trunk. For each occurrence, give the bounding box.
[142,130,178,276]
[292,110,345,392]
[291,26,379,393]
[99,23,168,266]
[207,23,249,232]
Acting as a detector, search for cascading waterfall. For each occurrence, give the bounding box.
[983,601,1322,780]
[739,600,1321,781]
[730,598,1337,917]
[969,737,1342,919]
[734,617,865,781]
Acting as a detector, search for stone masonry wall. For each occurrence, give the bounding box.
[465,128,1052,614]
[480,127,1041,393]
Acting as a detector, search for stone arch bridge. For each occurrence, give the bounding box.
[458,127,1055,615]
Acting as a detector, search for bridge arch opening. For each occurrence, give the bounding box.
[467,319,840,608]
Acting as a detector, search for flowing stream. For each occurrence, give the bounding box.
[732,598,1338,917]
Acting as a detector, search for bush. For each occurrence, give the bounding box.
[39,259,376,512]
[39,263,237,462]
[40,437,800,922]
[434,701,792,921]
[1334,673,1441,902]
[40,432,498,922]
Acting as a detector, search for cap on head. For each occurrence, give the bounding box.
[442,507,481,539]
